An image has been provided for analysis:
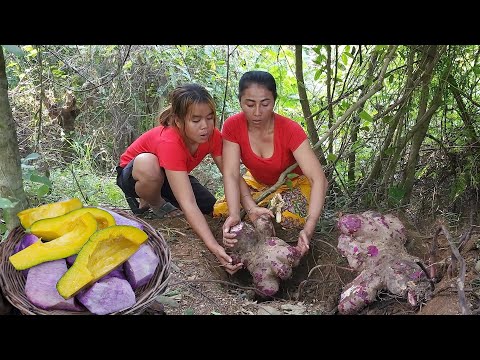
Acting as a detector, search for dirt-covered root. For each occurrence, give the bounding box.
[337,211,433,314]
[229,215,301,297]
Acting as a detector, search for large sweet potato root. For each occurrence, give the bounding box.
[337,211,433,314]
[229,215,301,297]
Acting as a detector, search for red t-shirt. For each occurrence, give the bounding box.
[119,126,222,172]
[222,112,307,185]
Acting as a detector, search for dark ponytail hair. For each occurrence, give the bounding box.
[238,70,277,101]
[158,83,217,128]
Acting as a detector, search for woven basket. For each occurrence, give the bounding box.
[0,208,171,315]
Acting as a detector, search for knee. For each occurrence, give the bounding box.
[133,154,163,182]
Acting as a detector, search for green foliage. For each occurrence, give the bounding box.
[285,172,299,189]
[449,174,467,202]
[21,153,52,201]
[47,166,126,208]
[2,45,24,56]
[388,185,406,206]
[327,153,338,162]
[0,152,50,239]
[4,44,480,228]
[0,198,17,208]
[359,110,373,122]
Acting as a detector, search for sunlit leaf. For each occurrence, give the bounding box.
[30,174,52,186]
[2,45,24,56]
[327,153,337,162]
[312,46,322,55]
[359,110,373,122]
[0,198,17,209]
[36,184,50,197]
[286,179,293,189]
[388,185,406,205]
[122,60,133,71]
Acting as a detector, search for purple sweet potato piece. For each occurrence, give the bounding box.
[25,259,85,311]
[98,207,144,230]
[124,243,159,289]
[13,234,40,254]
[76,277,136,315]
[14,234,41,277]
[66,254,77,267]
[101,267,126,281]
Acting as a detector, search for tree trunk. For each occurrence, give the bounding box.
[347,51,378,183]
[362,47,417,191]
[401,46,443,204]
[294,45,327,167]
[0,46,26,315]
[0,47,28,227]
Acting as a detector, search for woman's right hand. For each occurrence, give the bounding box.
[222,215,241,248]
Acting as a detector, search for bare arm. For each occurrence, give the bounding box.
[293,140,329,254]
[222,139,242,219]
[165,168,242,274]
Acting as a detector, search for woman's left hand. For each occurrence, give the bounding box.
[248,206,274,223]
[297,229,311,257]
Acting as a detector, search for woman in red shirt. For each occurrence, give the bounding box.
[218,71,328,265]
[117,83,242,274]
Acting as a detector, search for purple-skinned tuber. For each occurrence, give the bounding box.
[337,211,433,314]
[229,214,301,297]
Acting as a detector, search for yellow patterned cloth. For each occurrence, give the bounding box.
[213,170,311,228]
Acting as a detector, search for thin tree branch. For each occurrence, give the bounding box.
[438,224,472,315]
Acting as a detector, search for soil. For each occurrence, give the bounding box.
[141,211,480,316]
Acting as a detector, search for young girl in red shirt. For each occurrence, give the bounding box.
[217,71,329,268]
[117,83,242,274]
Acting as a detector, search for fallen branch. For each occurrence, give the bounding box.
[438,224,472,315]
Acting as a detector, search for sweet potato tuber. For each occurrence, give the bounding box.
[13,234,40,277]
[76,276,136,315]
[229,215,301,297]
[337,211,433,314]
[124,243,159,289]
[25,259,85,311]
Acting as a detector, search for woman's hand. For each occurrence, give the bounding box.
[247,206,274,223]
[297,229,311,257]
[222,215,241,248]
[214,246,243,275]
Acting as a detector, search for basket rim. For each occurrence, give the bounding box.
[0,207,171,315]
